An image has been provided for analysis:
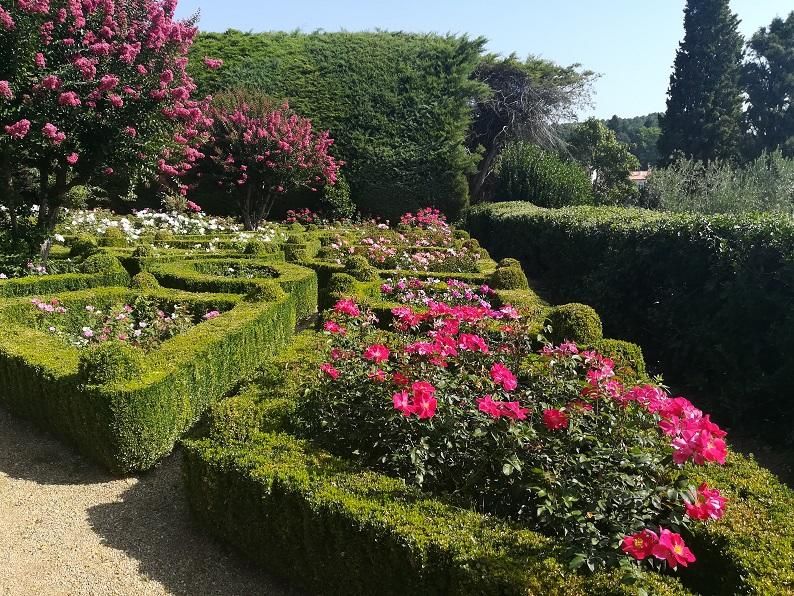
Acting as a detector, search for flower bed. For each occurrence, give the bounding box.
[0,253,130,298]
[0,284,304,473]
[183,328,794,595]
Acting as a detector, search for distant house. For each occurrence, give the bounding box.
[629,170,650,189]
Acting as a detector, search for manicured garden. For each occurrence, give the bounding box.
[1,1,793,595]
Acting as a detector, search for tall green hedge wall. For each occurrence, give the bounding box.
[189,31,487,220]
[461,202,794,445]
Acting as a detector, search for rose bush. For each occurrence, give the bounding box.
[294,295,729,575]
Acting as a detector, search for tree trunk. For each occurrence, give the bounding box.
[470,142,502,203]
[255,189,276,229]
[240,185,254,231]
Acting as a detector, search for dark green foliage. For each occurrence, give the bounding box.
[243,238,268,256]
[69,233,99,258]
[320,174,356,220]
[566,119,640,205]
[495,141,593,207]
[743,12,794,159]
[462,202,794,444]
[546,303,604,344]
[603,114,661,169]
[326,272,357,299]
[130,271,159,290]
[99,227,127,247]
[131,244,154,259]
[498,257,521,268]
[189,31,486,220]
[658,0,745,163]
[78,341,145,386]
[488,264,529,290]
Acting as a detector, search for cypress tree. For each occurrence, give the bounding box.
[658,0,745,163]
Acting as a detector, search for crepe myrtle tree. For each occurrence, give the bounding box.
[200,90,341,230]
[0,0,216,247]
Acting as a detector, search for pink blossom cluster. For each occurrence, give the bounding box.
[621,528,696,569]
[208,101,339,197]
[1,0,211,188]
[284,208,318,225]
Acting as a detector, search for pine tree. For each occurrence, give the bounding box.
[658,0,745,163]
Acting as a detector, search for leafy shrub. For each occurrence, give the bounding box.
[100,228,128,248]
[69,234,99,258]
[293,298,731,573]
[592,338,647,379]
[80,253,122,275]
[154,229,174,242]
[488,264,530,290]
[344,255,380,282]
[546,303,604,344]
[326,273,357,298]
[494,142,594,207]
[245,281,286,303]
[131,244,155,259]
[130,272,160,290]
[646,151,794,215]
[78,341,145,386]
[320,174,356,220]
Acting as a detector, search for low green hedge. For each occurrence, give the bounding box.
[0,254,130,297]
[461,202,794,445]
[0,286,297,473]
[143,259,318,321]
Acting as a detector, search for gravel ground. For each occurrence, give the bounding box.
[0,407,298,596]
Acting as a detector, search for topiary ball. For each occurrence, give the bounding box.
[245,280,286,302]
[288,222,305,233]
[344,255,380,282]
[286,233,306,244]
[99,227,127,247]
[243,238,267,255]
[132,244,155,259]
[208,394,262,445]
[546,303,604,344]
[154,229,174,242]
[130,271,160,290]
[498,258,522,269]
[80,253,122,274]
[69,233,99,258]
[78,341,145,386]
[327,272,357,297]
[453,229,470,240]
[489,265,529,290]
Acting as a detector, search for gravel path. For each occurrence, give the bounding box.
[0,407,298,596]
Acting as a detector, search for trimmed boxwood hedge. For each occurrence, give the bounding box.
[143,258,318,321]
[0,286,301,473]
[461,202,794,445]
[0,254,130,297]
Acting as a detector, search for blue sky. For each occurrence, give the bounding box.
[175,0,793,120]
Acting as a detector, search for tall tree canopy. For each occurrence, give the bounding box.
[467,54,594,202]
[743,12,794,159]
[658,0,745,164]
[605,113,661,168]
